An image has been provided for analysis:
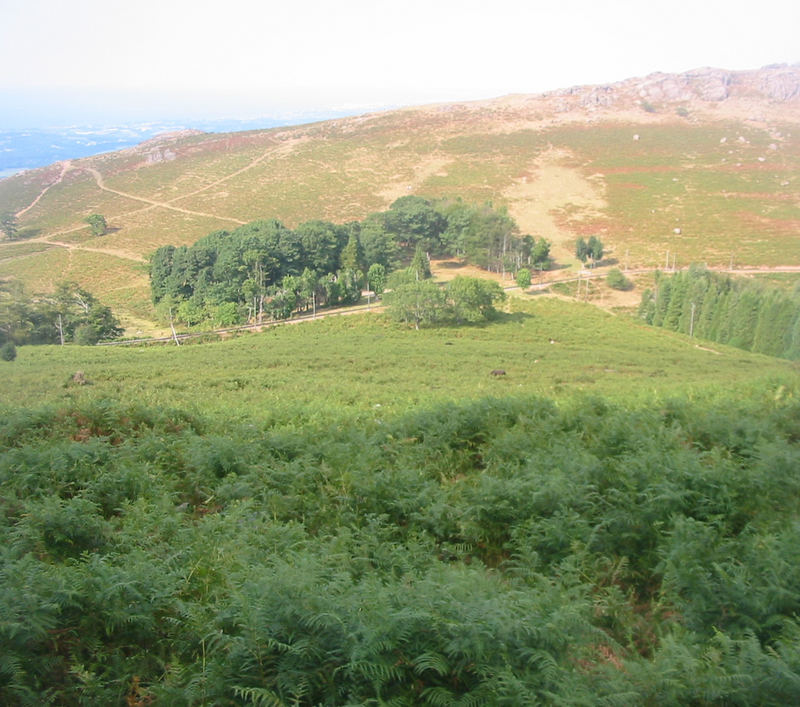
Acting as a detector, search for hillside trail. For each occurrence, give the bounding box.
[0,226,148,265]
[0,137,309,266]
[162,134,310,207]
[83,167,246,225]
[14,160,74,218]
[46,239,148,263]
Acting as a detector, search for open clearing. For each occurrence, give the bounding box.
[504,147,607,263]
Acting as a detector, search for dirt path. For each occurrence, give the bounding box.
[14,160,73,218]
[46,239,147,263]
[165,135,309,207]
[0,136,311,266]
[100,299,386,346]
[84,167,246,225]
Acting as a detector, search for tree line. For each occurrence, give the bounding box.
[639,266,800,359]
[0,280,122,350]
[149,196,550,327]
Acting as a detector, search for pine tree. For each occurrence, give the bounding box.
[367,263,387,295]
[575,237,589,264]
[663,271,688,331]
[340,232,365,273]
[695,281,719,340]
[408,245,431,281]
[728,289,761,349]
[652,278,672,328]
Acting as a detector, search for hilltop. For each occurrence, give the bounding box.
[0,64,798,332]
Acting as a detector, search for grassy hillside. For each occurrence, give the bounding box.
[3,298,797,420]
[2,65,800,703]
[1,71,798,333]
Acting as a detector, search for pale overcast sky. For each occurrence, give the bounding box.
[0,0,797,126]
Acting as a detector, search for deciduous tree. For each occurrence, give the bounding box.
[385,279,447,329]
[0,212,18,240]
[85,213,108,236]
[447,276,506,323]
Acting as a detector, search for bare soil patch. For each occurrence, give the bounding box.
[503,148,607,262]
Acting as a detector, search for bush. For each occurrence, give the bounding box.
[0,340,16,361]
[84,213,108,236]
[447,276,506,323]
[607,268,633,291]
[516,268,532,289]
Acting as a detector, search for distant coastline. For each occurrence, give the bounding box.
[0,167,26,180]
[0,110,371,179]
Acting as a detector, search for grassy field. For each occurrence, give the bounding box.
[3,298,796,424]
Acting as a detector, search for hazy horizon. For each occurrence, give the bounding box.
[2,0,797,132]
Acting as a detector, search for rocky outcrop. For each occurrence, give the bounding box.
[757,65,800,101]
[540,64,799,114]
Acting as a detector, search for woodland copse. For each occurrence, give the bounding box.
[148,195,549,328]
[0,280,121,347]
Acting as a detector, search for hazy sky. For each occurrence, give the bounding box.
[1,0,797,126]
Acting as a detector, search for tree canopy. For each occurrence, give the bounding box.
[0,280,122,346]
[576,235,604,266]
[385,275,506,329]
[149,196,542,328]
[84,213,108,237]
[640,266,800,359]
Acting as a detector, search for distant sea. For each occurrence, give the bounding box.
[0,112,362,180]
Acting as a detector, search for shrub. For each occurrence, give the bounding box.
[0,340,16,361]
[607,268,633,291]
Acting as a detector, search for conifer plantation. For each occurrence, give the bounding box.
[640,267,800,359]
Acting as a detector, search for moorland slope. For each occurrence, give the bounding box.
[0,64,798,332]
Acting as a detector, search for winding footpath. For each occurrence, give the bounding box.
[83,167,246,225]
[14,160,73,218]
[1,135,310,266]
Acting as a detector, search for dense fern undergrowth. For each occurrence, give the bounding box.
[2,391,800,705]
